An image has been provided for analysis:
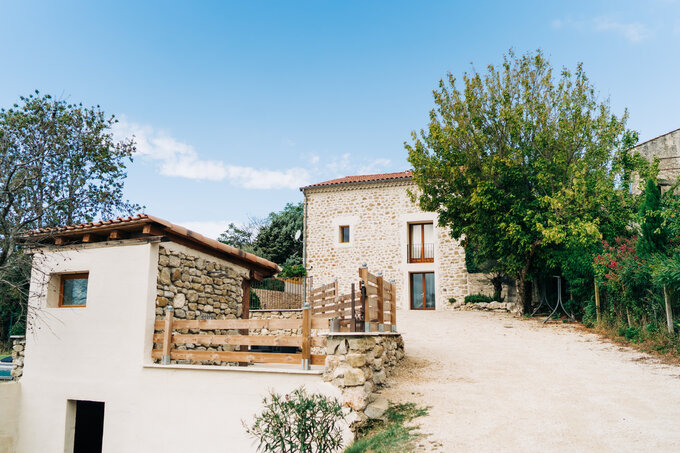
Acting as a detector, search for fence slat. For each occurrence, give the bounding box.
[152,333,304,347]
[154,318,302,330]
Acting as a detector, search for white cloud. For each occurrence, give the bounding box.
[593,17,650,42]
[358,158,392,174]
[552,16,651,42]
[224,166,310,190]
[178,220,234,240]
[113,116,309,189]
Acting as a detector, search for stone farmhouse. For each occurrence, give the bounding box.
[301,171,509,311]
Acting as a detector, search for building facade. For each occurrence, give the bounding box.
[302,172,471,311]
[0,215,344,453]
[630,128,680,190]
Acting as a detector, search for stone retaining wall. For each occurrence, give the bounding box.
[154,244,249,365]
[10,336,25,380]
[323,333,404,428]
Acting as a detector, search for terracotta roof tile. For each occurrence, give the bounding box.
[301,171,413,190]
[23,213,279,275]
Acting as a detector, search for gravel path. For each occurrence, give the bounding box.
[379,310,680,452]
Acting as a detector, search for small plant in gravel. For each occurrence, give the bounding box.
[244,387,345,453]
[345,402,429,453]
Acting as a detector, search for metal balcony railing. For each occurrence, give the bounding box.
[408,243,434,263]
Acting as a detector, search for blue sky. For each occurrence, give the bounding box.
[1,1,679,238]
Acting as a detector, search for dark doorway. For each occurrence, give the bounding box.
[73,400,105,453]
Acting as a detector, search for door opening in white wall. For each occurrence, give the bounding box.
[70,400,105,453]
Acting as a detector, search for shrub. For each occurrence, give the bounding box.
[279,264,307,278]
[250,292,261,309]
[464,294,493,304]
[448,297,457,304]
[244,387,345,453]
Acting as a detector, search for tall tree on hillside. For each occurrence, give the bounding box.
[218,203,304,269]
[406,50,647,314]
[0,91,139,339]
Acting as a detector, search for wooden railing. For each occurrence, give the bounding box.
[152,307,327,369]
[359,267,396,332]
[309,267,397,333]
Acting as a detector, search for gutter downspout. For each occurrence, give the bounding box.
[302,188,309,307]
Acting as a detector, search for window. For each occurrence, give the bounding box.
[410,272,435,310]
[59,273,89,307]
[339,226,350,243]
[408,223,434,263]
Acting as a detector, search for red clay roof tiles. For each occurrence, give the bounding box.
[301,171,413,190]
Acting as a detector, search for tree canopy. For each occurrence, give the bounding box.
[219,202,304,272]
[406,50,649,313]
[0,91,139,340]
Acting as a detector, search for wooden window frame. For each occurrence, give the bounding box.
[339,225,350,243]
[58,273,89,308]
[409,271,435,310]
[408,222,434,263]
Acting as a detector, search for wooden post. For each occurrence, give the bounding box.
[238,279,252,367]
[334,279,339,319]
[351,283,357,332]
[664,286,674,335]
[359,265,369,331]
[376,272,384,331]
[594,278,601,324]
[301,306,311,370]
[390,279,397,332]
[161,306,174,365]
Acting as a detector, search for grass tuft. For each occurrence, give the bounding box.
[344,402,429,453]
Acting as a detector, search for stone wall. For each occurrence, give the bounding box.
[466,273,518,303]
[305,181,468,311]
[10,336,25,380]
[154,244,249,364]
[630,129,680,192]
[323,333,404,427]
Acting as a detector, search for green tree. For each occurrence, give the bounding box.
[0,91,138,341]
[406,50,644,313]
[218,203,304,269]
[638,178,666,256]
[254,202,303,267]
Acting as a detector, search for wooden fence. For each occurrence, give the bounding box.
[151,307,327,369]
[309,267,397,333]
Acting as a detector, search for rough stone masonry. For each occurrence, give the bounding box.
[153,245,249,364]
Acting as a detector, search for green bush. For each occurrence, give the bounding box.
[244,387,345,453]
[448,297,457,304]
[250,292,261,309]
[279,264,307,278]
[464,294,493,304]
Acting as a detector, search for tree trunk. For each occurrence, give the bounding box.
[517,272,532,315]
[516,241,541,315]
[664,286,674,335]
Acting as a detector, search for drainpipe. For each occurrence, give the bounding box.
[302,188,309,307]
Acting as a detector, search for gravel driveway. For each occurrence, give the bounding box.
[379,310,680,452]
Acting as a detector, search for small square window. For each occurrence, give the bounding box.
[339,226,350,243]
[59,273,89,307]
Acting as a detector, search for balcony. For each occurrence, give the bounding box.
[408,243,434,263]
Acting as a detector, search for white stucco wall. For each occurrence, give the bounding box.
[304,181,468,311]
[0,382,19,453]
[10,241,342,453]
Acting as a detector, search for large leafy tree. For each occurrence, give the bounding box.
[406,50,646,313]
[219,202,304,269]
[0,91,138,340]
